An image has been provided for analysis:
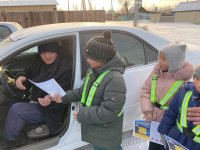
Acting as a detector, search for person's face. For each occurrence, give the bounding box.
[159,52,169,72]
[87,57,104,69]
[40,52,58,64]
[194,77,200,92]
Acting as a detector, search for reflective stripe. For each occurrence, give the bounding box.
[150,75,184,110]
[81,70,123,117]
[180,91,193,128]
[176,120,183,133]
[81,71,92,104]
[161,106,169,110]
[177,91,200,144]
[86,70,110,107]
[192,125,200,136]
[159,80,184,106]
[193,136,200,144]
[117,109,124,117]
[150,75,158,103]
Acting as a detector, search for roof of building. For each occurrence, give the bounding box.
[174,0,200,12]
[129,6,151,14]
[0,0,58,7]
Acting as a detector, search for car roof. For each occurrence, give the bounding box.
[10,22,171,50]
[0,22,23,32]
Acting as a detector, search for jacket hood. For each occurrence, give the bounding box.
[93,51,126,75]
[184,82,200,99]
[159,43,186,73]
[152,62,193,80]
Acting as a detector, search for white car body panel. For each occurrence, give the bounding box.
[1,22,198,150]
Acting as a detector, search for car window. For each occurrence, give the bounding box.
[144,44,157,63]
[111,31,145,66]
[80,30,158,78]
[21,46,38,55]
[0,26,12,42]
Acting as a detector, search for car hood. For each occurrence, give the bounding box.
[185,43,200,66]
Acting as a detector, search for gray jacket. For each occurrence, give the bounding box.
[61,52,126,148]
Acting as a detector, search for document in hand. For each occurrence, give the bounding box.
[133,120,163,145]
[133,120,150,140]
[28,78,66,97]
[150,121,163,145]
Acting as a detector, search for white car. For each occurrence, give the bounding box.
[0,23,199,150]
[0,22,23,42]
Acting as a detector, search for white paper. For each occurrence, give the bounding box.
[28,78,66,97]
[150,121,163,145]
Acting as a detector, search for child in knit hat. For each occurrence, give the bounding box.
[39,31,127,150]
[140,43,193,150]
[158,65,200,150]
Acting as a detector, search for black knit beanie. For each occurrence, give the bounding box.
[38,42,60,54]
[85,30,116,63]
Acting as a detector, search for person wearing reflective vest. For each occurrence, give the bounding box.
[41,31,126,150]
[158,65,200,150]
[140,43,193,150]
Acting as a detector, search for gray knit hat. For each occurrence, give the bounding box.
[194,65,200,79]
[85,30,116,63]
[159,43,186,72]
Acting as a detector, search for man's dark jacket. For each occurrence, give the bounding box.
[18,54,71,134]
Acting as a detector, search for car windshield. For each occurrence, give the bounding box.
[0,26,12,42]
[0,37,13,50]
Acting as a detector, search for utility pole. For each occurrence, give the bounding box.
[133,0,139,27]
[111,0,114,21]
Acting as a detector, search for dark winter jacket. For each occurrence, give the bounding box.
[18,54,71,134]
[158,82,200,150]
[61,52,126,148]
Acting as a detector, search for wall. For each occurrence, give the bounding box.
[0,5,56,12]
[0,10,105,28]
[175,11,200,24]
[150,13,161,23]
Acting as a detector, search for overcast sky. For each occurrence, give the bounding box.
[57,0,193,10]
[0,0,197,10]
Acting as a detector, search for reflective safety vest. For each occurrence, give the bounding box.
[176,91,200,144]
[151,75,184,110]
[80,70,123,117]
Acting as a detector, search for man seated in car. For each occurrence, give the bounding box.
[0,42,71,150]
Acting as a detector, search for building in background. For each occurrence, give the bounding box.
[174,0,200,24]
[129,6,151,20]
[0,0,58,12]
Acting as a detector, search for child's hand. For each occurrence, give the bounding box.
[52,93,62,103]
[143,112,153,122]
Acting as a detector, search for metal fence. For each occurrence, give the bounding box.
[0,10,105,28]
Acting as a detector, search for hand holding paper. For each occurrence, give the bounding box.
[38,96,52,106]
[28,78,66,97]
[52,93,62,103]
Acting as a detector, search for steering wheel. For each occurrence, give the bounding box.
[1,69,21,98]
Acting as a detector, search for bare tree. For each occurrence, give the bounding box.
[118,0,132,16]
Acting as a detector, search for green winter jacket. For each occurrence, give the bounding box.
[61,52,126,148]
